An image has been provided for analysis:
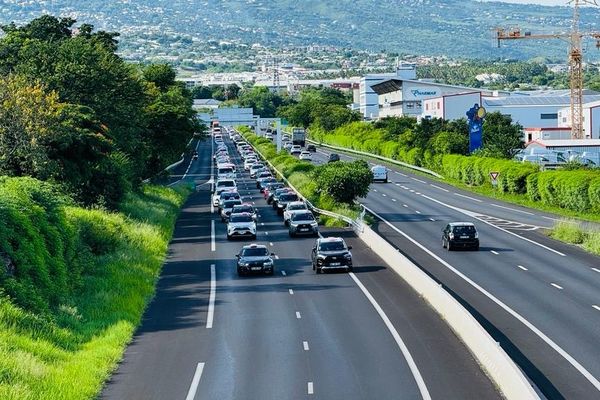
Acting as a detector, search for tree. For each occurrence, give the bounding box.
[481,112,524,158]
[428,131,469,155]
[143,63,177,91]
[315,160,372,204]
[311,104,361,131]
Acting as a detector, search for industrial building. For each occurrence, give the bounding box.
[557,98,600,139]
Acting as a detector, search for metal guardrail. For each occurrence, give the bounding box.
[306,138,443,179]
[236,130,364,232]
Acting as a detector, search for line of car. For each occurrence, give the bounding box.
[212,128,355,276]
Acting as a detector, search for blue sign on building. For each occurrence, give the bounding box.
[466,104,486,153]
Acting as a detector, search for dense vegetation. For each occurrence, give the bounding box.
[0,179,190,399]
[0,16,198,399]
[0,16,201,208]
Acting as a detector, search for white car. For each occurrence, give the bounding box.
[212,179,237,206]
[244,158,258,171]
[217,164,236,180]
[283,201,309,225]
[227,213,257,240]
[371,165,388,183]
[221,198,243,222]
[299,151,312,161]
[290,145,302,155]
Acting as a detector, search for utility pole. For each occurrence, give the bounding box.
[495,0,600,139]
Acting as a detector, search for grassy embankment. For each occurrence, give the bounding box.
[238,127,361,226]
[0,177,191,399]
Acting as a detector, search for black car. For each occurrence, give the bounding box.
[236,244,275,276]
[442,222,479,251]
[274,192,299,214]
[311,237,353,273]
[307,144,316,152]
[328,153,340,162]
[268,187,292,205]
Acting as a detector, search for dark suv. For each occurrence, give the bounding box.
[306,144,316,152]
[311,237,353,273]
[442,222,479,251]
[236,244,275,276]
[274,192,299,214]
[328,153,340,162]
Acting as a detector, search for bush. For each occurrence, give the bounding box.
[314,160,373,204]
[588,177,600,212]
[526,173,540,201]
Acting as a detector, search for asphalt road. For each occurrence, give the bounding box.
[308,143,600,399]
[101,131,500,400]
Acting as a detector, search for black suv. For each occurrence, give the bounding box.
[442,222,479,251]
[311,237,353,273]
[306,144,316,152]
[328,153,340,162]
[236,244,275,276]
[274,192,299,214]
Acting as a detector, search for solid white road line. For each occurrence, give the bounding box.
[185,362,205,400]
[349,272,431,400]
[363,204,600,393]
[592,267,600,274]
[430,184,450,193]
[296,311,302,319]
[307,382,314,395]
[289,289,294,295]
[593,305,600,312]
[490,203,535,216]
[412,177,427,184]
[551,283,564,290]
[490,250,499,255]
[518,265,529,271]
[542,215,563,222]
[419,193,567,257]
[453,193,483,203]
[211,221,216,252]
[206,265,216,329]
[303,341,310,351]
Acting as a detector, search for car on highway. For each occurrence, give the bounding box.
[288,211,319,237]
[221,198,243,221]
[255,171,273,185]
[283,201,309,225]
[371,165,388,183]
[244,157,259,171]
[311,237,353,273]
[306,144,316,152]
[290,145,302,155]
[227,212,257,240]
[249,163,265,178]
[442,222,479,251]
[257,176,278,191]
[212,179,237,206]
[267,187,292,204]
[328,153,340,163]
[299,151,312,161]
[217,190,241,211]
[231,203,257,220]
[217,164,236,180]
[274,192,299,214]
[284,142,293,151]
[236,244,275,276]
[263,182,285,198]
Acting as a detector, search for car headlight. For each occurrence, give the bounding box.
[310,222,318,227]
[449,233,454,239]
[278,203,284,208]
[264,260,273,266]
[474,232,479,239]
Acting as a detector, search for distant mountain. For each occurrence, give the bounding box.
[1,0,600,60]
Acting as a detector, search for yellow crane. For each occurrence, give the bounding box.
[495,0,600,139]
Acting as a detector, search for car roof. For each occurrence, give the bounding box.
[318,237,344,243]
[287,201,306,207]
[230,212,252,217]
[449,222,476,227]
[243,243,268,250]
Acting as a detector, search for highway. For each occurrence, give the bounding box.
[309,144,600,399]
[101,131,500,399]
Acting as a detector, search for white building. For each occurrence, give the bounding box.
[372,79,495,119]
[557,99,600,139]
[422,92,482,121]
[523,127,572,143]
[359,64,417,120]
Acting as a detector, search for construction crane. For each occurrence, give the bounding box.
[495,0,600,139]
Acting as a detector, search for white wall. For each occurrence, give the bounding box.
[444,93,481,120]
[486,105,562,129]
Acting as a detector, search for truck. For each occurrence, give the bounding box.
[291,127,306,147]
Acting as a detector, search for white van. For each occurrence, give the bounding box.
[371,165,388,183]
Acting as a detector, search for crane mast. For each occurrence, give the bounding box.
[495,0,600,140]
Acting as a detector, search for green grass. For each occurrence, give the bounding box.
[549,220,600,256]
[0,183,190,399]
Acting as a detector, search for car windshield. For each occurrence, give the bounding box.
[219,168,234,174]
[288,203,306,211]
[251,164,264,169]
[319,241,346,251]
[230,214,253,223]
[218,181,235,188]
[233,206,253,214]
[453,225,476,234]
[221,192,239,200]
[280,194,298,202]
[224,200,242,208]
[242,247,269,257]
[291,213,314,221]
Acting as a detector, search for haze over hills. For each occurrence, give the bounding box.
[2,0,600,61]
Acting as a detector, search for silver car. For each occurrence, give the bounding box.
[283,201,309,226]
[288,211,319,237]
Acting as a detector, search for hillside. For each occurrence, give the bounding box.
[1,0,600,60]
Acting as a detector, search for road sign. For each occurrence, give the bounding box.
[490,171,499,186]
